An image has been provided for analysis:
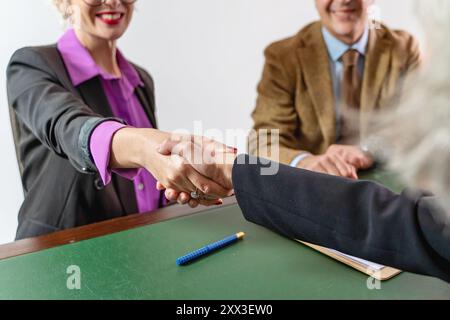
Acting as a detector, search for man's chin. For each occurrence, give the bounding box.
[330,23,362,40]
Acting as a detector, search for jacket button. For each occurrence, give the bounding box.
[94,178,104,190]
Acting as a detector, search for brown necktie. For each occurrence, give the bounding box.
[339,49,361,143]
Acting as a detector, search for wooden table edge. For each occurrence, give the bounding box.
[0,196,238,261]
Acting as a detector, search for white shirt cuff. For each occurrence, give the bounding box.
[290,153,312,168]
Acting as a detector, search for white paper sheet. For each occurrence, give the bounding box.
[327,249,385,271]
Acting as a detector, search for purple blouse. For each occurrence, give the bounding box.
[57,29,164,213]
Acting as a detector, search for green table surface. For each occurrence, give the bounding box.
[0,171,449,299]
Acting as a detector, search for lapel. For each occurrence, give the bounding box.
[297,23,337,145]
[77,77,138,214]
[360,26,393,135]
[77,77,114,117]
[135,85,158,129]
[75,71,158,130]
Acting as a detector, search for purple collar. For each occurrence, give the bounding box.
[57,28,144,88]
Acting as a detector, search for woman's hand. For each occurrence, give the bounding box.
[155,136,238,207]
[156,182,224,208]
[109,127,233,199]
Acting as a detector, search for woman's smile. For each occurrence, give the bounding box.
[95,11,125,25]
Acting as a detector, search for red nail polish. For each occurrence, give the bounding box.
[215,200,223,205]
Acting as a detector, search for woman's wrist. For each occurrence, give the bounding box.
[110,127,166,169]
[137,128,170,167]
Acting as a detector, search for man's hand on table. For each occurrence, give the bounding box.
[297,144,374,179]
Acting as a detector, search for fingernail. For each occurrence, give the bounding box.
[215,200,223,205]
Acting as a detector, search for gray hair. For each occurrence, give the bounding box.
[374,0,450,210]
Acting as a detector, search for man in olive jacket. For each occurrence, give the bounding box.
[250,0,421,177]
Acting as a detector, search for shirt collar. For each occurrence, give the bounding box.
[57,28,144,88]
[321,26,369,62]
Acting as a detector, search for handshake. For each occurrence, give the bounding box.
[111,128,374,209]
[154,134,238,208]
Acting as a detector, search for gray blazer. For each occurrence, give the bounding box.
[233,155,450,283]
[7,45,160,240]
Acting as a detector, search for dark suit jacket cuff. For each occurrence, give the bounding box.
[78,117,127,174]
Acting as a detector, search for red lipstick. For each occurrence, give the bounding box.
[96,12,124,26]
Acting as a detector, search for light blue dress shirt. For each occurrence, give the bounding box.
[290,26,370,167]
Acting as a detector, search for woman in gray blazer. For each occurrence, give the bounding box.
[7,0,233,239]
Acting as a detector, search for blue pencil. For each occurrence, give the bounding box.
[176,232,246,266]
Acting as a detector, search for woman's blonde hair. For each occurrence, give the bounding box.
[52,0,72,20]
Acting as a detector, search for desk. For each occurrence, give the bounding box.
[0,171,449,299]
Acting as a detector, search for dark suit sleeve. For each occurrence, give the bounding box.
[6,47,118,173]
[232,154,450,283]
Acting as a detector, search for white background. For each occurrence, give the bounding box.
[0,0,423,244]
